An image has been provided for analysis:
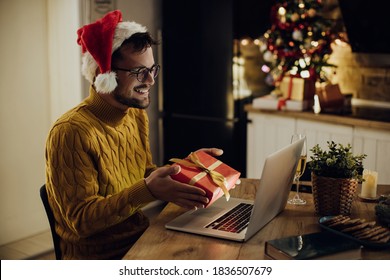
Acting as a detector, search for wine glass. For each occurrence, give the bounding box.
[288,134,307,205]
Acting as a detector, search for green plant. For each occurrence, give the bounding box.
[308,141,366,181]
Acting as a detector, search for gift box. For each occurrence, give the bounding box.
[280,75,316,101]
[170,151,241,207]
[252,94,279,110]
[252,94,310,111]
[316,83,345,112]
[285,99,311,111]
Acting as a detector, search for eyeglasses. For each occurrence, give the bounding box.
[113,64,160,83]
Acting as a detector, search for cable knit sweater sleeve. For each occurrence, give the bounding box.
[45,90,157,240]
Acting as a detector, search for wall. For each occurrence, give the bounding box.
[311,0,390,105]
[47,0,83,123]
[328,44,390,105]
[0,0,82,246]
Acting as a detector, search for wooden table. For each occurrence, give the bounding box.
[123,178,390,260]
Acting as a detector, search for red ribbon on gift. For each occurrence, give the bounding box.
[277,76,294,110]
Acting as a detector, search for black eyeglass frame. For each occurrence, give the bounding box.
[112,64,160,82]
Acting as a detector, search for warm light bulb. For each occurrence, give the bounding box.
[278,7,286,15]
[241,39,249,46]
[290,67,298,75]
[299,59,306,68]
[261,65,271,73]
[300,70,310,78]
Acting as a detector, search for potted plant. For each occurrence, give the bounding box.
[308,141,366,216]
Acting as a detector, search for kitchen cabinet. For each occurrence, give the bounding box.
[296,119,353,160]
[247,113,294,179]
[247,111,390,184]
[353,127,390,184]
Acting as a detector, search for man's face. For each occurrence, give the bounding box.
[111,45,156,109]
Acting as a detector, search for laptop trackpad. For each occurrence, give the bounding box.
[190,207,224,218]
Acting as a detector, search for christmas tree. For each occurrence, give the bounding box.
[259,0,336,87]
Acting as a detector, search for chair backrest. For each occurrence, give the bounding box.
[39,185,62,260]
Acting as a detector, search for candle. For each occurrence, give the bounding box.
[313,94,321,114]
[361,169,378,198]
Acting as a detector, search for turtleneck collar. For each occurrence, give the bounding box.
[85,86,127,127]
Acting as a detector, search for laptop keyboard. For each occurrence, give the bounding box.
[205,203,253,233]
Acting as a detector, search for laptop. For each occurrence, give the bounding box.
[165,138,305,242]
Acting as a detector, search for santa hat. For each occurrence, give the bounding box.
[76,10,147,93]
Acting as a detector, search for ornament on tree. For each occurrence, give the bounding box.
[292,30,303,41]
[276,38,284,46]
[307,8,317,18]
[291,13,300,22]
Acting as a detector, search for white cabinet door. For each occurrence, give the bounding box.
[353,127,390,184]
[296,119,354,160]
[247,112,390,183]
[247,113,295,179]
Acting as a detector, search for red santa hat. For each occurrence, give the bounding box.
[76,10,147,93]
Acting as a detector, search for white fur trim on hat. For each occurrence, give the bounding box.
[81,52,98,84]
[112,21,147,53]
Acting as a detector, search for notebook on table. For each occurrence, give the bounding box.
[165,138,305,242]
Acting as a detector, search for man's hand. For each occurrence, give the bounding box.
[145,165,209,209]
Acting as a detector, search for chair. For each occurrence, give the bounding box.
[39,185,62,260]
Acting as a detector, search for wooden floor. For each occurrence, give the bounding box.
[0,230,55,260]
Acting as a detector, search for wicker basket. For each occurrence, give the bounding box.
[311,173,358,216]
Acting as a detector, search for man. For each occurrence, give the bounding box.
[45,10,222,259]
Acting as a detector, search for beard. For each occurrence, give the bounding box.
[113,87,150,109]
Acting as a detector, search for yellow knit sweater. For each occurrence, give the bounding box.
[45,87,157,259]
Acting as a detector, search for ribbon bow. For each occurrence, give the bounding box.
[170,152,230,201]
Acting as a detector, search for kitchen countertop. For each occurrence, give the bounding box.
[245,104,390,131]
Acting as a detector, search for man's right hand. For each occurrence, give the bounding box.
[145,165,209,209]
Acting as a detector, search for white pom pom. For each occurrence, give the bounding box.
[94,72,117,94]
